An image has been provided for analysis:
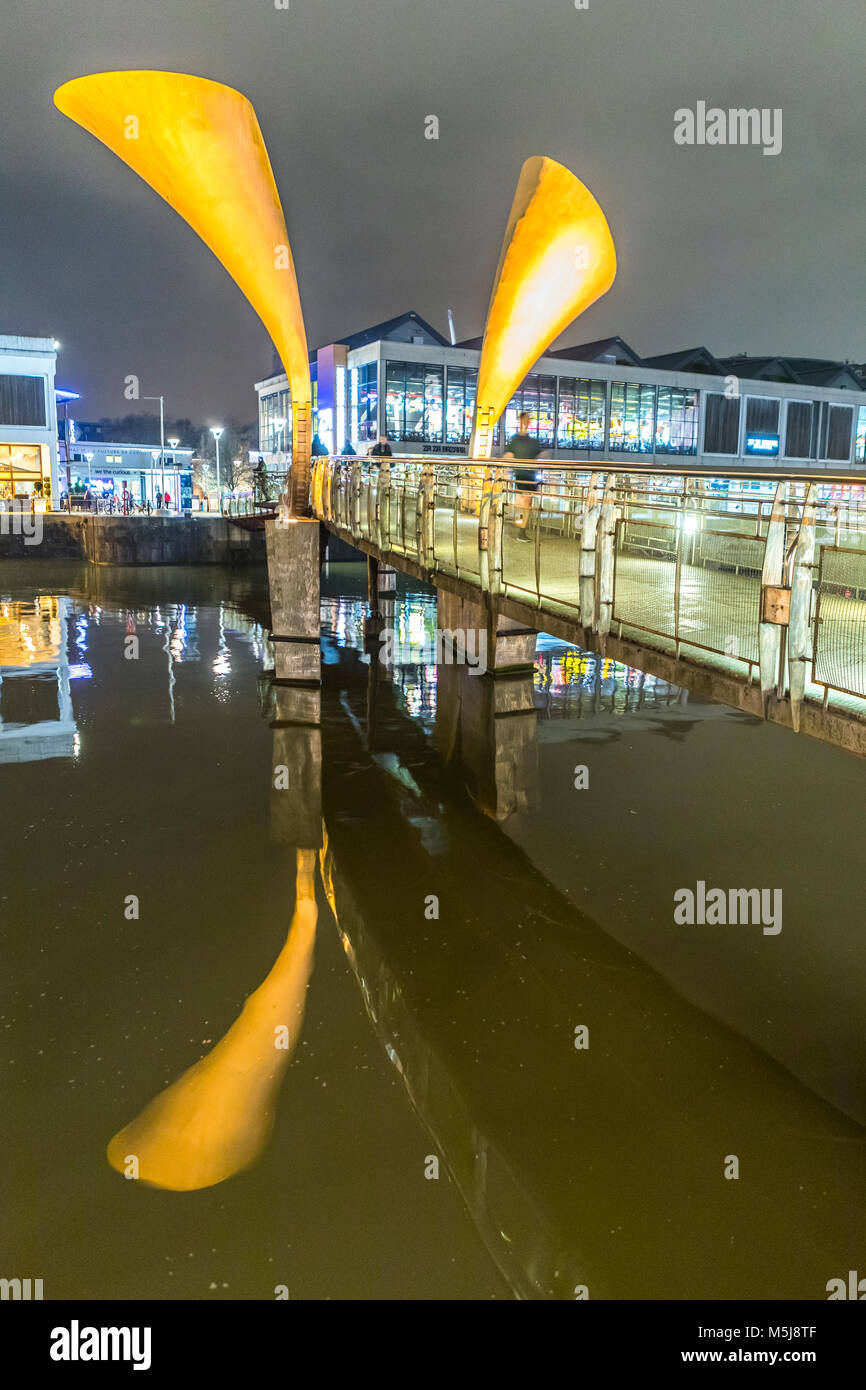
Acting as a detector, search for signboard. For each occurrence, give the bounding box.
[180,471,193,513]
[745,433,780,457]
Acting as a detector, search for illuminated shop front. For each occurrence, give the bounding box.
[0,443,53,502]
[65,437,195,508]
[255,313,866,470]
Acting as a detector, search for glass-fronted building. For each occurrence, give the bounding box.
[254,314,866,472]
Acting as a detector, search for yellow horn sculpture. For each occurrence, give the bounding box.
[469,156,617,458]
[54,70,313,513]
[106,849,318,1191]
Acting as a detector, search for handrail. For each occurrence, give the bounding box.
[312,454,866,486]
[311,453,866,730]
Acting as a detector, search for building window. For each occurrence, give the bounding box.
[744,397,781,457]
[0,443,46,498]
[385,361,445,444]
[704,393,741,454]
[556,377,606,450]
[655,386,699,455]
[856,406,866,463]
[504,374,556,446]
[609,381,656,453]
[0,374,47,427]
[445,367,477,445]
[424,365,444,444]
[259,388,291,454]
[819,403,854,461]
[350,363,378,445]
[784,401,816,459]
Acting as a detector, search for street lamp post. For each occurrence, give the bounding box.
[210,427,224,512]
[84,451,94,509]
[143,394,166,503]
[167,438,180,512]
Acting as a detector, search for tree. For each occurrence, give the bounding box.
[200,420,257,494]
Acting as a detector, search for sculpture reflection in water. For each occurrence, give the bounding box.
[107,685,322,1192]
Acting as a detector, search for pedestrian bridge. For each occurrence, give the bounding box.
[307,456,866,755]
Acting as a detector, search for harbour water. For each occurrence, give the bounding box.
[2,560,864,1299]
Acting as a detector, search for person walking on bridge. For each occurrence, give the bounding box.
[503,411,546,539]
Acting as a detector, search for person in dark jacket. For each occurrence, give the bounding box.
[368,433,393,461]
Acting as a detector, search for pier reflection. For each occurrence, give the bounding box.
[0,595,77,762]
[319,633,866,1299]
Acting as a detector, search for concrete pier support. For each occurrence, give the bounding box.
[265,519,321,690]
[437,588,537,675]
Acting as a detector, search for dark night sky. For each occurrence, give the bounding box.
[1,0,863,425]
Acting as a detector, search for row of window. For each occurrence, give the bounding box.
[704,394,860,461]
[261,363,866,463]
[384,362,479,445]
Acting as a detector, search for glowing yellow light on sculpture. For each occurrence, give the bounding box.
[470,156,617,457]
[54,70,313,506]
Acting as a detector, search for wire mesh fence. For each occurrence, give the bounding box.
[313,456,866,709]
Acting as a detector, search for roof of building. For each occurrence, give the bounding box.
[547,336,644,367]
[715,355,801,383]
[332,309,449,351]
[263,314,866,392]
[715,355,866,390]
[642,346,726,374]
[793,364,865,390]
[270,311,451,376]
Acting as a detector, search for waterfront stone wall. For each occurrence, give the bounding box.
[0,514,266,566]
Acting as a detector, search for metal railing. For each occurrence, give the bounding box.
[310,454,866,720]
[220,486,285,519]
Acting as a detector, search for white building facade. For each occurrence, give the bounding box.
[0,335,60,506]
